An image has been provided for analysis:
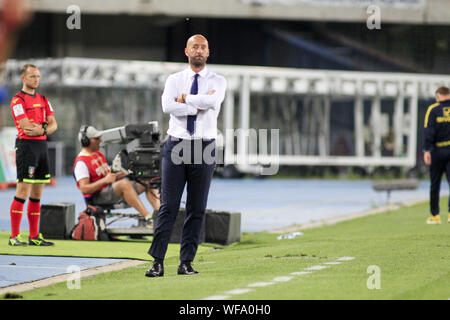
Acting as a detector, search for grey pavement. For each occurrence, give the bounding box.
[0,255,129,288]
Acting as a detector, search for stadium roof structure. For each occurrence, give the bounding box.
[31,0,450,25]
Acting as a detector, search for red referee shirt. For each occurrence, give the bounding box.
[10,90,55,140]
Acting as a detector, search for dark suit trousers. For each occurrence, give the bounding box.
[148,136,215,262]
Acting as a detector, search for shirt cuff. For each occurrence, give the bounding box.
[186,105,198,116]
[185,94,195,106]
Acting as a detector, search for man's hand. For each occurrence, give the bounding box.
[176,90,214,104]
[424,151,431,166]
[176,93,187,103]
[116,172,127,180]
[23,123,44,136]
[196,90,216,115]
[103,172,118,184]
[176,90,216,114]
[78,172,117,197]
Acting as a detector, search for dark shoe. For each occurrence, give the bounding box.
[29,233,54,246]
[177,262,199,275]
[145,262,164,277]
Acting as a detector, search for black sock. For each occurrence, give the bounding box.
[14,196,26,203]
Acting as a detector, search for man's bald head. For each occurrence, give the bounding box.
[185,34,209,70]
[186,34,208,47]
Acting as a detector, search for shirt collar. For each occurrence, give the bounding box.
[187,66,208,79]
[21,90,36,97]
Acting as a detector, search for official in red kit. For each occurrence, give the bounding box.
[8,64,58,246]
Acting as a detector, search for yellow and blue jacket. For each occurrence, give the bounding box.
[424,99,450,151]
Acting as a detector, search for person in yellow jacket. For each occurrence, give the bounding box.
[423,86,450,224]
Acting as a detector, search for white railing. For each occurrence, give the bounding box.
[5,58,450,174]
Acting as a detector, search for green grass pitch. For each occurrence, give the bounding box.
[1,198,449,300]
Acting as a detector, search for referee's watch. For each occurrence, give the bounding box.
[42,122,48,136]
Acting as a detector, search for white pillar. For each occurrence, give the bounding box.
[354,95,364,157]
[371,96,382,158]
[393,89,404,156]
[223,90,235,166]
[407,82,418,167]
[237,75,250,168]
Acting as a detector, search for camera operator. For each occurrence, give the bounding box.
[72,125,160,221]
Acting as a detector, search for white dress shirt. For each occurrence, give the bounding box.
[161,66,227,140]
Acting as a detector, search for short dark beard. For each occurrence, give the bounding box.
[189,56,206,68]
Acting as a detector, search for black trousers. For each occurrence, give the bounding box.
[148,136,215,262]
[429,148,450,215]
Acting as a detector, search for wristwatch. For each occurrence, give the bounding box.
[42,122,48,136]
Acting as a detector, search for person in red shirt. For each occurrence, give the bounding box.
[73,125,160,222]
[9,64,58,246]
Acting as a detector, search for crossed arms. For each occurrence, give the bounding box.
[161,74,226,117]
[17,115,57,137]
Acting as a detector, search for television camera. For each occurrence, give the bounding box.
[100,122,161,190]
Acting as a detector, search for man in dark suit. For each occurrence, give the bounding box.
[145,34,227,277]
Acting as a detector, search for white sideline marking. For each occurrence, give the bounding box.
[290,271,312,275]
[203,295,230,300]
[225,288,253,295]
[305,265,328,271]
[247,282,275,287]
[202,257,356,300]
[272,276,293,282]
[337,256,355,261]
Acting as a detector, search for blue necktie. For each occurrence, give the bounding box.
[187,74,199,135]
